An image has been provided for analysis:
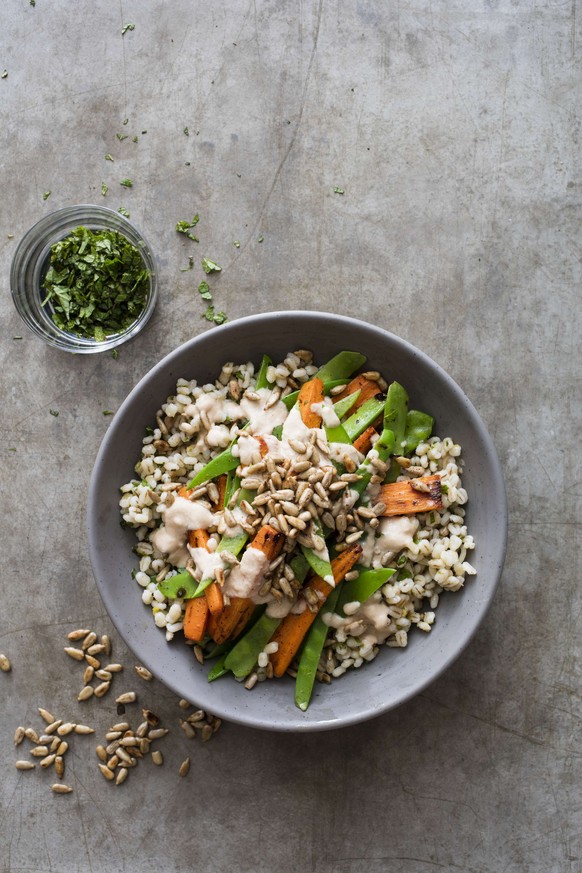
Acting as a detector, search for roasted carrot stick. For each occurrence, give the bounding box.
[214,473,227,509]
[378,475,443,516]
[205,582,224,616]
[183,596,209,642]
[353,425,378,454]
[333,374,383,408]
[269,543,362,678]
[298,377,325,427]
[188,528,210,549]
[207,525,285,644]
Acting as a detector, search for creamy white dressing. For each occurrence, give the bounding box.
[359,515,419,569]
[324,593,394,646]
[195,392,240,424]
[281,404,326,447]
[236,434,263,465]
[223,546,270,599]
[240,388,288,436]
[311,397,341,428]
[327,443,364,468]
[151,497,216,558]
[188,547,225,581]
[206,424,231,447]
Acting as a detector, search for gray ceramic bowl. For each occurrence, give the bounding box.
[87,312,507,731]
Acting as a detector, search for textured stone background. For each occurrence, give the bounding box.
[1,2,580,871]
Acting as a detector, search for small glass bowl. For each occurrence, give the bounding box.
[10,205,158,353]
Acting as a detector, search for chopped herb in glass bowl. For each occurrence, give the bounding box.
[10,205,158,353]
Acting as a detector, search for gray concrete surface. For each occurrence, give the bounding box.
[1,1,580,871]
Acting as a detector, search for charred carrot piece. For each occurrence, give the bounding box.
[215,473,227,509]
[353,425,378,454]
[269,544,362,678]
[333,374,382,408]
[298,377,325,427]
[208,525,285,644]
[183,596,210,642]
[178,485,192,499]
[205,582,224,616]
[188,528,210,549]
[378,475,443,516]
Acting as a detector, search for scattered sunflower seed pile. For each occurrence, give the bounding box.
[10,627,222,794]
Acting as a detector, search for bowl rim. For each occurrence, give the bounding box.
[87,311,508,731]
[10,203,158,354]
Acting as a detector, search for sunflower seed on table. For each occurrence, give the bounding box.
[50,737,60,753]
[37,707,55,724]
[115,692,136,704]
[119,736,138,747]
[104,663,123,673]
[116,768,129,785]
[93,682,110,699]
[187,710,206,724]
[30,745,49,757]
[64,647,85,661]
[24,727,39,742]
[15,761,35,770]
[98,763,115,781]
[40,753,56,768]
[51,783,73,794]
[55,756,64,779]
[77,686,94,702]
[74,724,94,735]
[107,754,119,769]
[135,721,149,738]
[81,632,97,650]
[147,727,169,740]
[67,628,91,641]
[95,669,113,681]
[57,723,76,737]
[14,726,25,746]
[178,757,191,777]
[105,730,122,741]
[201,724,214,742]
[95,745,108,762]
[56,740,69,756]
[82,666,95,685]
[180,720,196,739]
[151,750,163,765]
[84,654,101,669]
[139,737,151,754]
[87,644,106,656]
[142,709,159,726]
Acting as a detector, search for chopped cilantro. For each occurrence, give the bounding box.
[41,225,149,341]
[257,235,264,243]
[121,22,135,35]
[120,179,133,188]
[180,256,194,272]
[103,410,114,416]
[123,118,129,125]
[132,135,138,143]
[116,133,128,141]
[396,553,407,567]
[333,186,345,194]
[202,257,221,274]
[111,348,119,359]
[1,70,8,79]
[101,183,108,196]
[233,240,240,248]
[141,130,147,134]
[183,127,189,136]
[203,306,227,325]
[13,336,22,340]
[198,281,212,301]
[49,409,59,417]
[43,191,51,201]
[8,447,16,451]
[105,153,114,162]
[30,0,36,6]
[441,483,449,494]
[176,216,199,241]
[118,207,130,217]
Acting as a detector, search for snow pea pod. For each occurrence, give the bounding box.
[295,581,344,711]
[343,397,385,441]
[157,569,197,599]
[404,409,434,454]
[301,519,333,582]
[207,653,230,682]
[315,351,367,382]
[350,427,395,498]
[336,568,395,614]
[383,382,409,453]
[331,390,361,419]
[187,447,239,489]
[325,422,351,444]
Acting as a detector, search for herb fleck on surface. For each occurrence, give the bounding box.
[176,216,199,241]
[202,257,221,274]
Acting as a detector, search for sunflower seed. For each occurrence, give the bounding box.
[201,724,213,742]
[84,654,101,669]
[395,456,411,468]
[244,672,258,690]
[264,388,281,410]
[147,727,169,740]
[77,685,94,702]
[40,753,56,768]
[98,763,115,781]
[95,669,113,681]
[74,724,95,735]
[94,681,110,698]
[151,750,163,765]
[57,723,76,737]
[119,736,138,747]
[30,745,49,757]
[134,721,148,739]
[240,477,262,490]
[220,550,239,566]
[372,501,387,515]
[14,726,25,746]
[292,460,311,473]
[193,645,205,665]
[178,698,191,710]
[139,738,151,754]
[24,727,39,742]
[107,754,119,769]
[64,647,85,661]
[142,709,159,726]
[81,632,97,650]
[56,740,69,756]
[187,710,206,724]
[82,666,94,685]
[106,731,122,741]
[115,692,136,704]
[410,478,432,493]
[111,721,130,732]
[87,644,106,656]
[15,760,35,770]
[178,757,191,777]
[95,745,108,762]
[55,756,64,779]
[67,628,90,641]
[104,663,123,673]
[116,767,129,785]
[180,720,196,739]
[51,783,73,794]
